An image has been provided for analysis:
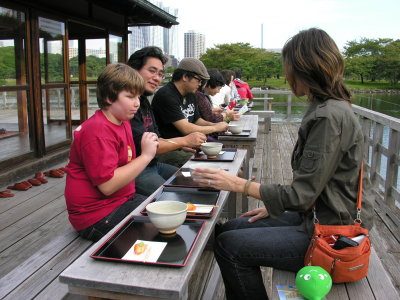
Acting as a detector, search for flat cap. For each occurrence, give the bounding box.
[177,58,210,80]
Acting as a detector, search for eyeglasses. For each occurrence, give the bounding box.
[192,76,202,83]
[144,67,165,79]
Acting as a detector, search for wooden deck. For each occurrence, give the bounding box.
[1,122,399,299]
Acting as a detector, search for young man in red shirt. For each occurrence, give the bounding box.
[65,63,159,242]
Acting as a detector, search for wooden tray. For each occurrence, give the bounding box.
[190,148,237,161]
[91,216,205,267]
[142,186,220,218]
[219,129,251,137]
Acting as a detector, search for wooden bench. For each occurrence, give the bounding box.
[248,110,275,133]
[263,247,399,299]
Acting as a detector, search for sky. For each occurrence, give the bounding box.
[162,0,400,59]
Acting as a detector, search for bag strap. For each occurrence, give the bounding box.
[355,161,364,223]
[313,161,364,224]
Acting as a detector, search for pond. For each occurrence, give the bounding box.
[252,92,400,120]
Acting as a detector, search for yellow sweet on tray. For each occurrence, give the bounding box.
[187,202,196,211]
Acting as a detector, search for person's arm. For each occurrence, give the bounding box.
[197,92,223,122]
[173,118,228,135]
[156,132,207,154]
[98,132,159,195]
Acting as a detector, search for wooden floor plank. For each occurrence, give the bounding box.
[0,176,65,216]
[0,211,73,278]
[3,236,91,300]
[0,181,65,231]
[0,195,67,253]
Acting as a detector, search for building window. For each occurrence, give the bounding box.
[0,6,32,163]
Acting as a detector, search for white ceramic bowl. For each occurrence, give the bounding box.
[200,142,223,157]
[146,201,188,234]
[228,124,243,134]
[188,162,221,179]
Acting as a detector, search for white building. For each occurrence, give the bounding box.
[184,30,205,59]
[128,1,179,60]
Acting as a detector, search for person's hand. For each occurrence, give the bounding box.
[140,132,159,159]
[213,106,224,114]
[181,146,197,153]
[183,132,207,148]
[239,207,269,223]
[231,112,240,121]
[213,121,229,133]
[226,109,240,120]
[192,167,242,192]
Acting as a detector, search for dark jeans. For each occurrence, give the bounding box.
[78,193,147,242]
[214,211,310,300]
[135,162,178,196]
[157,150,193,168]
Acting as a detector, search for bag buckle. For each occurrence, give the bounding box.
[354,208,362,223]
[313,207,319,224]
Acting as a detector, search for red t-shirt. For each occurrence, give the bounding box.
[65,110,136,231]
[234,79,254,100]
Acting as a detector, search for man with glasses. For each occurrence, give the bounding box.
[127,47,206,196]
[152,58,229,167]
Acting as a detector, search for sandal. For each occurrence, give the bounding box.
[35,172,48,183]
[7,182,30,191]
[28,178,42,186]
[0,190,15,197]
[21,181,33,188]
[44,169,64,178]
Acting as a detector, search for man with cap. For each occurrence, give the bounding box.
[127,47,207,195]
[152,58,229,167]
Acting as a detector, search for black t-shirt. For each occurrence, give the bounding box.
[130,95,160,166]
[151,82,200,138]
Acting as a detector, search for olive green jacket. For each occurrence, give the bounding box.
[260,99,374,236]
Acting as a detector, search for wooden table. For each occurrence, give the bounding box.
[59,149,247,300]
[218,114,259,213]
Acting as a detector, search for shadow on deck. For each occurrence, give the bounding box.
[0,122,399,299]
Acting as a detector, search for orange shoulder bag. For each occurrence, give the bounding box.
[304,163,371,283]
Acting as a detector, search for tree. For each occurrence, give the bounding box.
[376,40,400,86]
[343,38,397,84]
[200,43,282,82]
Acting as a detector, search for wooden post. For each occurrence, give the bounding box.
[384,129,399,206]
[287,94,292,121]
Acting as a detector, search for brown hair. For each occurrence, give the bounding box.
[282,28,352,103]
[96,63,144,108]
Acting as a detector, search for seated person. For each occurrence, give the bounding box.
[65,63,159,242]
[192,28,374,299]
[127,47,206,196]
[196,69,238,124]
[151,58,229,167]
[234,70,254,100]
[209,70,233,108]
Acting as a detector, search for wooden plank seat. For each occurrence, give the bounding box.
[247,110,275,133]
[264,247,399,299]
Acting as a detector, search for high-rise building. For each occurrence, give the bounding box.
[128,1,179,63]
[184,30,205,59]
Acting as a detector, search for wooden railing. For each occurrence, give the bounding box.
[354,105,400,207]
[251,88,400,208]
[251,89,307,121]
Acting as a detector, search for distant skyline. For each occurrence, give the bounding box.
[163,0,399,59]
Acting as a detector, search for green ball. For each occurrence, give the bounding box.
[296,266,332,300]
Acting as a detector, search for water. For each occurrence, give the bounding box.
[252,92,400,119]
[352,93,400,119]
